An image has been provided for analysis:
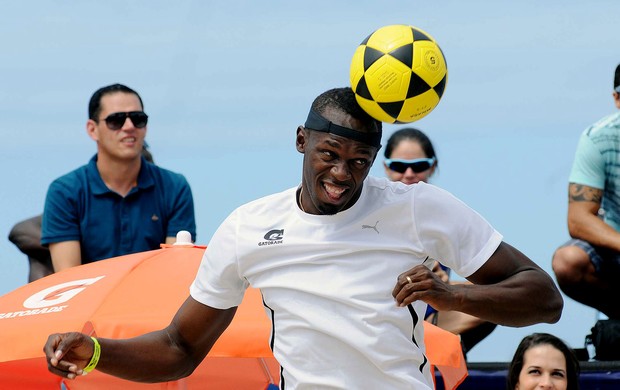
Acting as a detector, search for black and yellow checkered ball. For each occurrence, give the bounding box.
[350,24,447,123]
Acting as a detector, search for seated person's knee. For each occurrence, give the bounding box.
[552,246,590,283]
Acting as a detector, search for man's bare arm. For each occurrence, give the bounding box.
[567,183,620,251]
[46,297,236,382]
[393,242,563,327]
[49,241,82,271]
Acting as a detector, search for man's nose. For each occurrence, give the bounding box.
[331,161,351,180]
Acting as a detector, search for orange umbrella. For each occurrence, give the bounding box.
[0,245,277,389]
[0,245,465,389]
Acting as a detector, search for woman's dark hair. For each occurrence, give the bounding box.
[383,127,437,164]
[507,333,580,390]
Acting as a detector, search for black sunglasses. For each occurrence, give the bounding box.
[101,111,148,130]
[385,157,435,173]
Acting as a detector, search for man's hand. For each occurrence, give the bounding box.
[392,264,455,308]
[44,332,94,379]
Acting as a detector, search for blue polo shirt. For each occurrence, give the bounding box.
[41,155,196,263]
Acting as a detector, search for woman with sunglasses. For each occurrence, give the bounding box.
[384,127,497,359]
[383,127,437,185]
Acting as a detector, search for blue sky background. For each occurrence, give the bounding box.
[1,1,619,362]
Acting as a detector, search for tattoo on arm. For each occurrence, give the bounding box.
[568,184,602,203]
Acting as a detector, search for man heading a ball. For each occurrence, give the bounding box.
[44,87,562,389]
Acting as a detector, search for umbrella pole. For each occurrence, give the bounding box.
[258,357,275,384]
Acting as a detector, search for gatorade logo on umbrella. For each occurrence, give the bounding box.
[24,276,106,308]
[0,276,105,319]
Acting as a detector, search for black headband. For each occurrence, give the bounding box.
[304,109,382,148]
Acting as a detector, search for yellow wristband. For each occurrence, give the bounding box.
[83,337,101,374]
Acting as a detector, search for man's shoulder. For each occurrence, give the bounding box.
[144,162,182,176]
[364,176,459,209]
[236,186,296,213]
[364,175,422,198]
[144,163,189,185]
[585,111,620,138]
[48,162,91,189]
[365,175,406,192]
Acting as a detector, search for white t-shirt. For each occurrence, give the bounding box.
[190,176,502,389]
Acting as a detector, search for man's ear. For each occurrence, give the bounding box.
[86,119,99,141]
[613,91,620,110]
[296,126,307,153]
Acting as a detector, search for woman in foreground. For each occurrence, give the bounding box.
[507,332,580,390]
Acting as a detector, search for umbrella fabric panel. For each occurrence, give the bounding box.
[0,357,61,389]
[85,248,202,339]
[0,253,149,362]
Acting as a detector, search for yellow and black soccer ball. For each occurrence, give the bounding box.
[350,24,448,123]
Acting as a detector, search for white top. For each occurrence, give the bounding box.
[190,176,502,389]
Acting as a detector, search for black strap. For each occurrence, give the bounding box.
[304,109,381,148]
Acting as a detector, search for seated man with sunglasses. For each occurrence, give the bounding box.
[41,83,196,272]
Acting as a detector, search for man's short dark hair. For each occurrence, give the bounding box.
[88,83,144,121]
[614,64,620,93]
[311,87,382,137]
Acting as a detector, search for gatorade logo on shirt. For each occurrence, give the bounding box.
[258,229,284,246]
